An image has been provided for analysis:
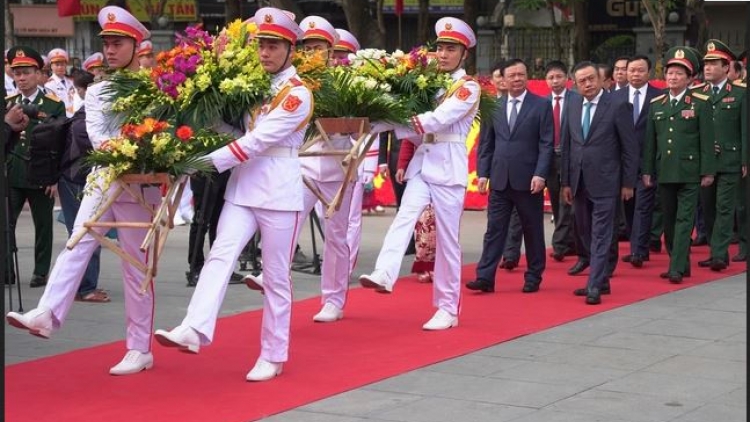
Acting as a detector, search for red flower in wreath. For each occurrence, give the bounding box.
[176,125,194,142]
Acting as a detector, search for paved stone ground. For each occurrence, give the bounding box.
[4,206,746,422]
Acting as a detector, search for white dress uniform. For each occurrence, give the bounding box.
[348,141,379,272]
[45,49,76,117]
[360,17,480,329]
[178,64,310,363]
[6,6,156,375]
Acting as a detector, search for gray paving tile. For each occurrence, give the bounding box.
[624,318,744,341]
[260,411,372,422]
[487,360,630,390]
[712,386,747,408]
[643,355,747,383]
[299,390,423,417]
[668,403,747,422]
[662,307,746,327]
[588,331,710,353]
[535,344,675,371]
[595,371,742,403]
[423,354,529,377]
[548,390,703,422]
[373,396,534,422]
[475,339,573,359]
[522,314,650,345]
[506,408,639,422]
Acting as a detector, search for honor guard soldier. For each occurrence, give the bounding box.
[7,6,161,376]
[695,39,747,272]
[332,28,382,281]
[155,7,312,382]
[5,46,65,289]
[642,47,716,283]
[82,52,106,78]
[359,17,481,330]
[137,40,155,69]
[243,16,361,324]
[44,48,76,117]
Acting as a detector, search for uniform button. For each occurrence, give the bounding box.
[732,147,736,151]
[425,148,430,153]
[670,116,674,121]
[689,155,693,160]
[669,128,673,132]
[667,150,671,155]
[667,139,672,144]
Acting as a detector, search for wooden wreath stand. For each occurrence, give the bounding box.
[66,173,188,294]
[299,117,377,218]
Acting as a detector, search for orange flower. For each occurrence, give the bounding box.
[176,125,194,142]
[141,118,157,134]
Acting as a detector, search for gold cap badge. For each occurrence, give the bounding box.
[445,23,453,30]
[707,42,716,51]
[675,49,684,59]
[264,14,273,23]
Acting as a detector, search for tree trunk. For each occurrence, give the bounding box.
[5,1,15,50]
[341,0,385,49]
[225,0,241,22]
[548,2,563,62]
[642,0,668,78]
[463,0,478,74]
[268,0,304,19]
[572,0,590,63]
[417,0,431,46]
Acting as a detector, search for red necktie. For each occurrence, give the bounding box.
[553,96,561,147]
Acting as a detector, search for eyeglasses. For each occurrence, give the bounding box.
[11,68,38,77]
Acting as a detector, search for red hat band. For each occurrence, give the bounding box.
[101,22,144,44]
[258,23,297,44]
[437,30,470,48]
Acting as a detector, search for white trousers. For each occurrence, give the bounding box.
[347,181,365,272]
[183,202,299,363]
[39,188,155,353]
[299,180,355,310]
[374,174,465,315]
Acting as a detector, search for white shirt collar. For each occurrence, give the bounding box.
[508,89,528,105]
[22,88,41,103]
[712,78,728,92]
[670,89,687,103]
[270,66,297,93]
[583,89,604,106]
[450,68,466,82]
[551,89,566,100]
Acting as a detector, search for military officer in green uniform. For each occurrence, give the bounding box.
[642,47,716,283]
[5,46,65,287]
[694,39,747,272]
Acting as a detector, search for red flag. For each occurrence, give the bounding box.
[395,0,404,17]
[57,0,82,17]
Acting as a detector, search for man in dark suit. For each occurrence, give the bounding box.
[561,61,638,304]
[466,58,553,294]
[545,60,579,262]
[615,55,663,267]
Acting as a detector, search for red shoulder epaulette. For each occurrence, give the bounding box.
[289,77,303,87]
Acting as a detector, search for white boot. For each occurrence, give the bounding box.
[422,309,458,331]
[358,269,394,293]
[154,325,201,353]
[109,350,154,375]
[246,358,283,382]
[6,307,54,338]
[312,303,343,322]
[244,273,264,293]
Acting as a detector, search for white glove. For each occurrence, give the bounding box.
[361,171,374,184]
[369,121,395,134]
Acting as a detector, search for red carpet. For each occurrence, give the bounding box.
[5,244,745,422]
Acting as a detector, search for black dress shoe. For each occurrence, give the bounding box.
[29,275,48,288]
[573,284,610,296]
[697,258,714,268]
[621,254,633,263]
[567,260,589,275]
[550,251,565,262]
[586,289,602,305]
[500,259,518,270]
[522,280,540,293]
[185,270,199,287]
[668,272,683,284]
[630,255,644,268]
[692,236,708,246]
[465,279,494,293]
[731,253,747,262]
[710,260,727,272]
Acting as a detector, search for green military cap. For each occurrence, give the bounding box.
[703,39,736,62]
[6,46,44,69]
[665,46,700,76]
